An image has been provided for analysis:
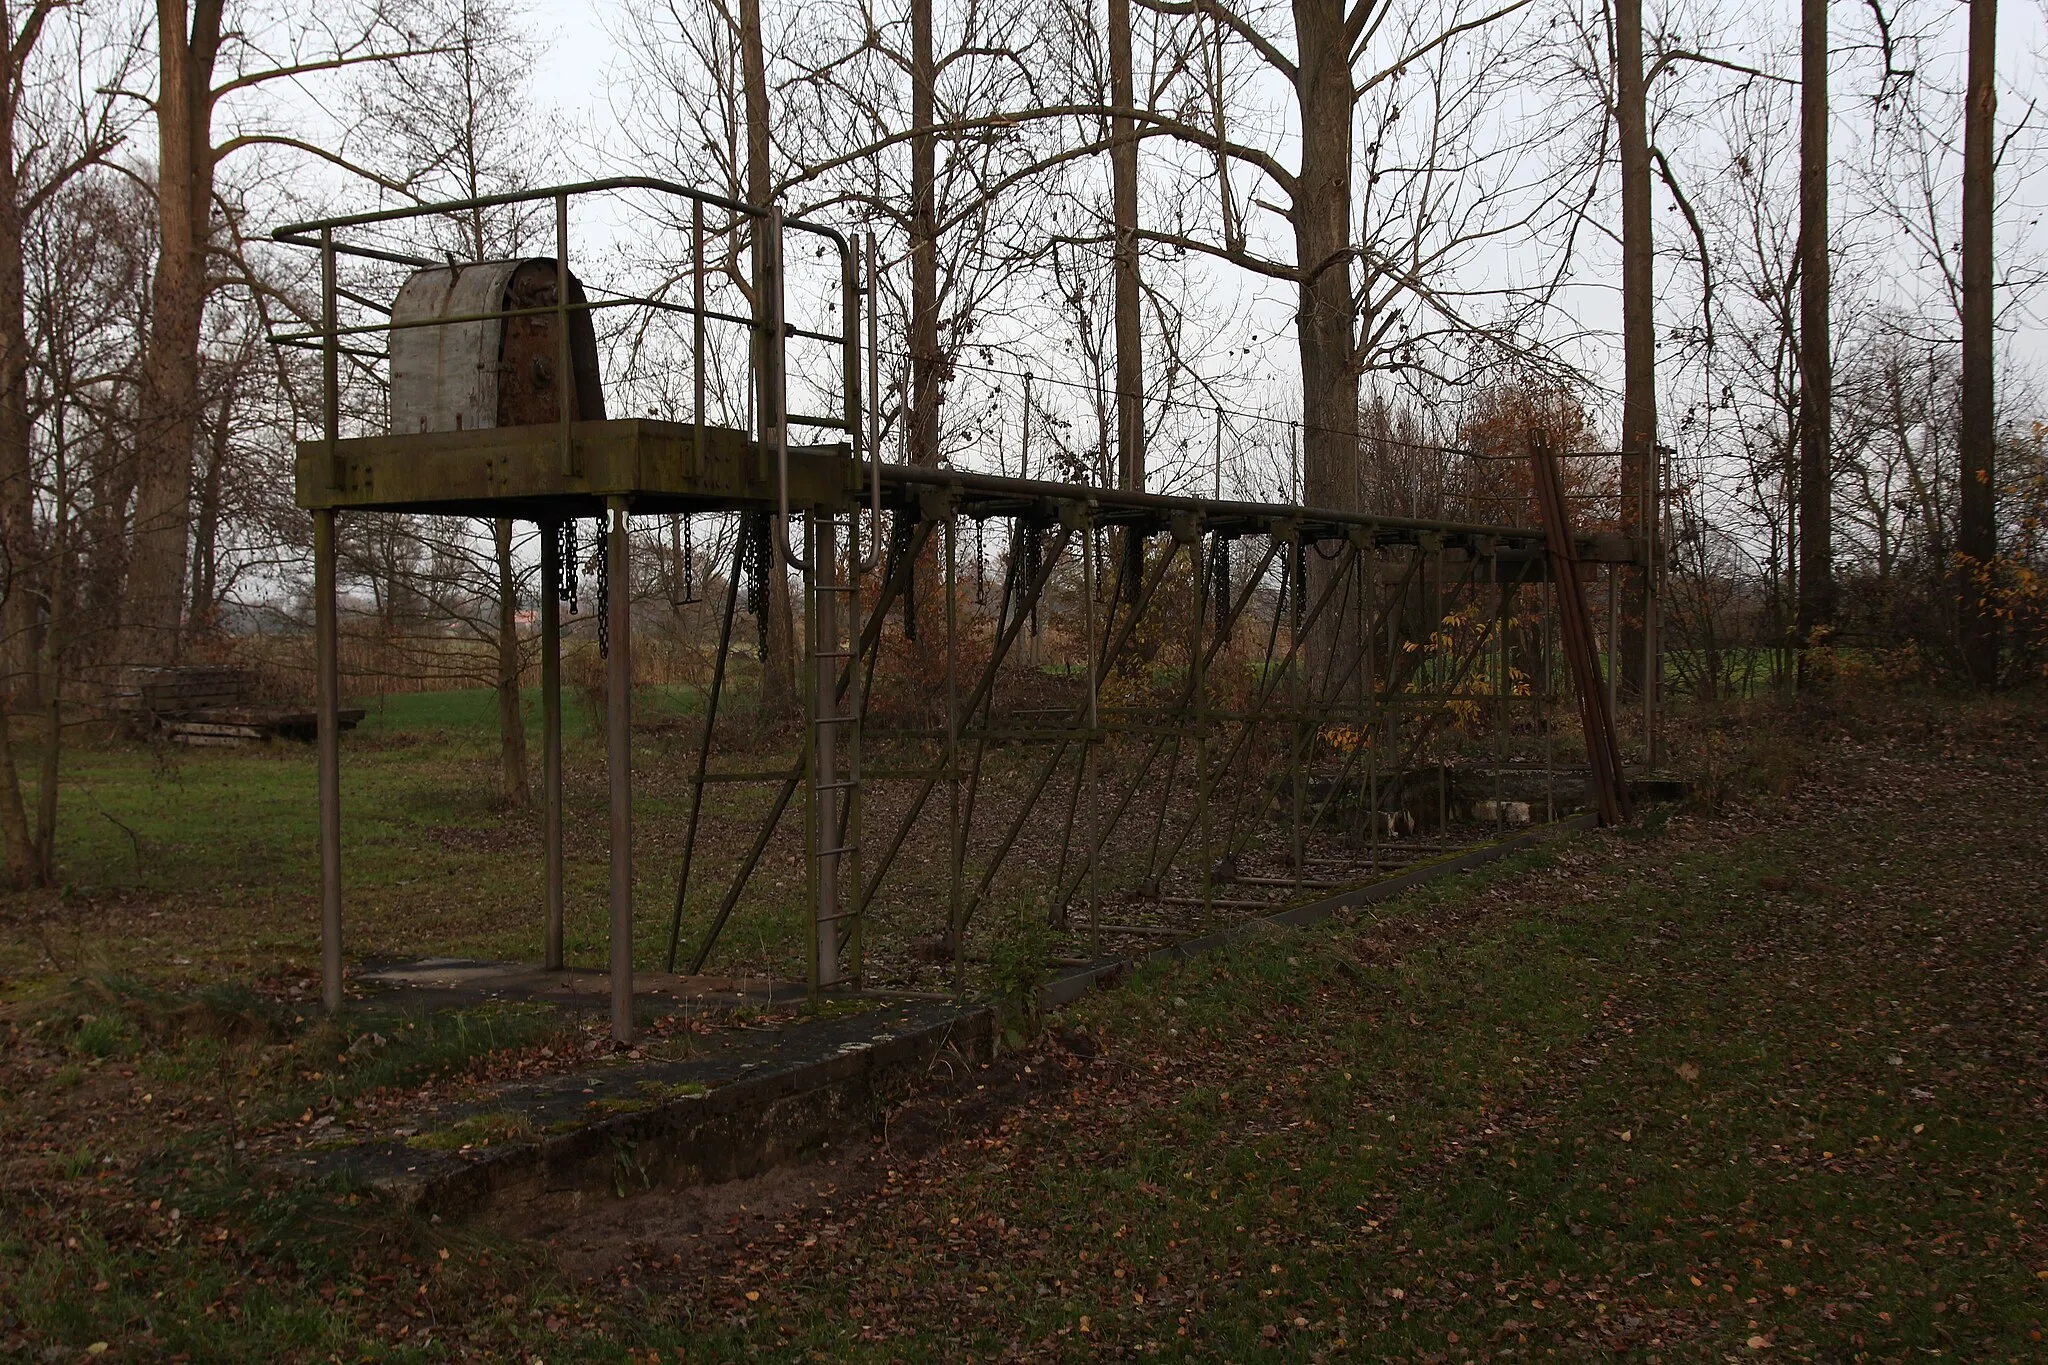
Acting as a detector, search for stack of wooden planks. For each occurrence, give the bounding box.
[111,666,364,746]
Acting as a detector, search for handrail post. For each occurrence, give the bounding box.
[555,194,574,476]
[860,234,882,573]
[321,228,339,491]
[766,206,815,576]
[692,198,705,476]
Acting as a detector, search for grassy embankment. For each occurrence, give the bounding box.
[0,692,2042,1360]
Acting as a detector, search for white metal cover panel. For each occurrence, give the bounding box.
[388,260,524,435]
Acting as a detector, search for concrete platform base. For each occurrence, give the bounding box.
[355,958,811,1014]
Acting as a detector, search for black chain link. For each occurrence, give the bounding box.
[744,511,772,654]
[680,513,698,605]
[1291,539,1308,631]
[1023,522,1042,636]
[1210,534,1231,638]
[556,520,579,614]
[892,511,917,642]
[595,521,610,659]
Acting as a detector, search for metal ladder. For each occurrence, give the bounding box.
[805,510,865,992]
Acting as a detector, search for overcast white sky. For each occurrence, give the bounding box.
[401,0,2048,462]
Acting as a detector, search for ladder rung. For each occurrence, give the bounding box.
[811,779,860,792]
[812,843,859,858]
[810,714,859,726]
[815,908,862,925]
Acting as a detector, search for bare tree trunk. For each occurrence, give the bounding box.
[493,518,530,807]
[908,0,940,468]
[1958,0,1998,685]
[129,0,224,667]
[0,147,31,882]
[0,232,34,884]
[1290,0,1356,513]
[34,385,64,885]
[187,399,227,641]
[1616,0,1653,694]
[1109,0,1143,494]
[740,0,798,718]
[0,700,32,887]
[1794,0,1831,670]
[0,143,34,705]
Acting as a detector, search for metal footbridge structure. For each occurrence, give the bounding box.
[274,180,1648,1041]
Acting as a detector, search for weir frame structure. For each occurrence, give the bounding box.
[275,181,1647,1044]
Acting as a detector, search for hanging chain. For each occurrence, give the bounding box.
[681,513,699,605]
[974,517,986,606]
[556,520,579,614]
[744,510,772,655]
[595,521,611,659]
[1291,538,1308,632]
[1211,534,1231,639]
[1023,521,1042,636]
[891,511,918,642]
[1277,532,1293,627]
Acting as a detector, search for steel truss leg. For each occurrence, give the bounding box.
[856,518,1075,921]
[315,508,342,1014]
[541,520,565,970]
[952,529,1223,935]
[666,517,750,972]
[606,497,634,1045]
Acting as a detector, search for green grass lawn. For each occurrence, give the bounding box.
[350,683,714,739]
[1,693,2043,1360]
[0,683,808,998]
[648,704,2043,1362]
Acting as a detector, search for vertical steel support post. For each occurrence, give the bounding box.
[1499,548,1515,839]
[1196,527,1204,925]
[945,510,962,986]
[1607,564,1620,722]
[315,508,342,1013]
[1386,547,1402,844]
[1084,515,1101,957]
[1195,529,1212,926]
[1289,535,1304,890]
[850,233,882,986]
[1542,572,1556,823]
[541,522,565,969]
[1432,540,1446,833]
[1644,446,1663,765]
[804,515,819,993]
[606,497,634,1044]
[1366,537,1379,869]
